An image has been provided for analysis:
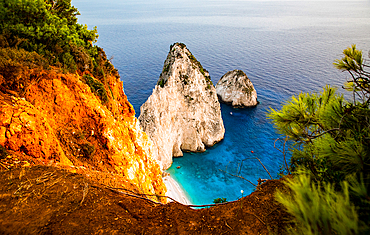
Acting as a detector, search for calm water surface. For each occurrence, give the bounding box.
[72,0,370,204]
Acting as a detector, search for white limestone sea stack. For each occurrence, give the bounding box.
[139,43,225,170]
[215,70,258,108]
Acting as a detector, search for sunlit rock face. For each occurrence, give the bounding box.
[0,71,166,201]
[139,43,225,170]
[216,70,258,108]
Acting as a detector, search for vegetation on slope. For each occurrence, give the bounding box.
[268,45,370,234]
[0,0,118,98]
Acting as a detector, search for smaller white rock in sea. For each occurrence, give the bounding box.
[216,70,258,108]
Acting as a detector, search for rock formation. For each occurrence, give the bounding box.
[216,70,258,107]
[0,71,166,202]
[139,43,225,170]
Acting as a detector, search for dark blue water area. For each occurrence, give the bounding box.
[96,22,362,114]
[71,0,370,205]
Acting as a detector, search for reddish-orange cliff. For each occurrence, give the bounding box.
[0,69,166,201]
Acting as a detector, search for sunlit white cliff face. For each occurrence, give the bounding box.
[139,43,225,169]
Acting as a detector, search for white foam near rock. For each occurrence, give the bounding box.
[216,70,258,108]
[139,43,225,170]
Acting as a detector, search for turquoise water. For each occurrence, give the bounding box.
[72,0,370,205]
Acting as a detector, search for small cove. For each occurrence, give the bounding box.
[73,0,370,205]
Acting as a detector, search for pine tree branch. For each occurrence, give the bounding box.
[274,137,291,175]
[219,169,257,187]
[305,128,340,140]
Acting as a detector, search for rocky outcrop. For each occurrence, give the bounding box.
[216,70,258,107]
[139,43,225,170]
[0,71,166,202]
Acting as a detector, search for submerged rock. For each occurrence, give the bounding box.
[215,70,258,108]
[139,43,225,169]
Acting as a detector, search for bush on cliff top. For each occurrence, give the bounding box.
[0,0,118,84]
[268,45,370,234]
[0,0,97,71]
[0,46,49,93]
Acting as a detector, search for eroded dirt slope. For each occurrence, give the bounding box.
[0,69,165,201]
[0,165,292,235]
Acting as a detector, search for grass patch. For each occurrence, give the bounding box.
[213,198,227,204]
[82,74,109,103]
[157,78,167,88]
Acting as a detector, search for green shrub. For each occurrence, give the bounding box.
[0,0,119,80]
[0,0,98,72]
[269,45,370,235]
[276,174,367,235]
[213,198,227,204]
[83,74,108,103]
[157,78,166,88]
[0,46,49,92]
[162,63,170,75]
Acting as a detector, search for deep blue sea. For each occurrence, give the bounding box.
[72,0,370,205]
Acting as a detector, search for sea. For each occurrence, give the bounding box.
[72,0,370,205]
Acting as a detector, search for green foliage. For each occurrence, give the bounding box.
[177,42,186,49]
[0,145,8,159]
[268,85,370,184]
[83,74,108,103]
[242,84,255,96]
[0,0,118,83]
[205,75,213,89]
[0,0,98,72]
[162,63,170,75]
[185,51,213,85]
[269,45,370,234]
[334,45,370,104]
[168,43,213,89]
[276,174,366,235]
[213,198,227,204]
[268,86,343,143]
[334,45,363,72]
[157,78,166,88]
[0,46,49,92]
[187,52,203,73]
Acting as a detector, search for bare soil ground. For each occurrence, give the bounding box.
[0,162,293,235]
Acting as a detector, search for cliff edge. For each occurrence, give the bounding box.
[139,43,225,169]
